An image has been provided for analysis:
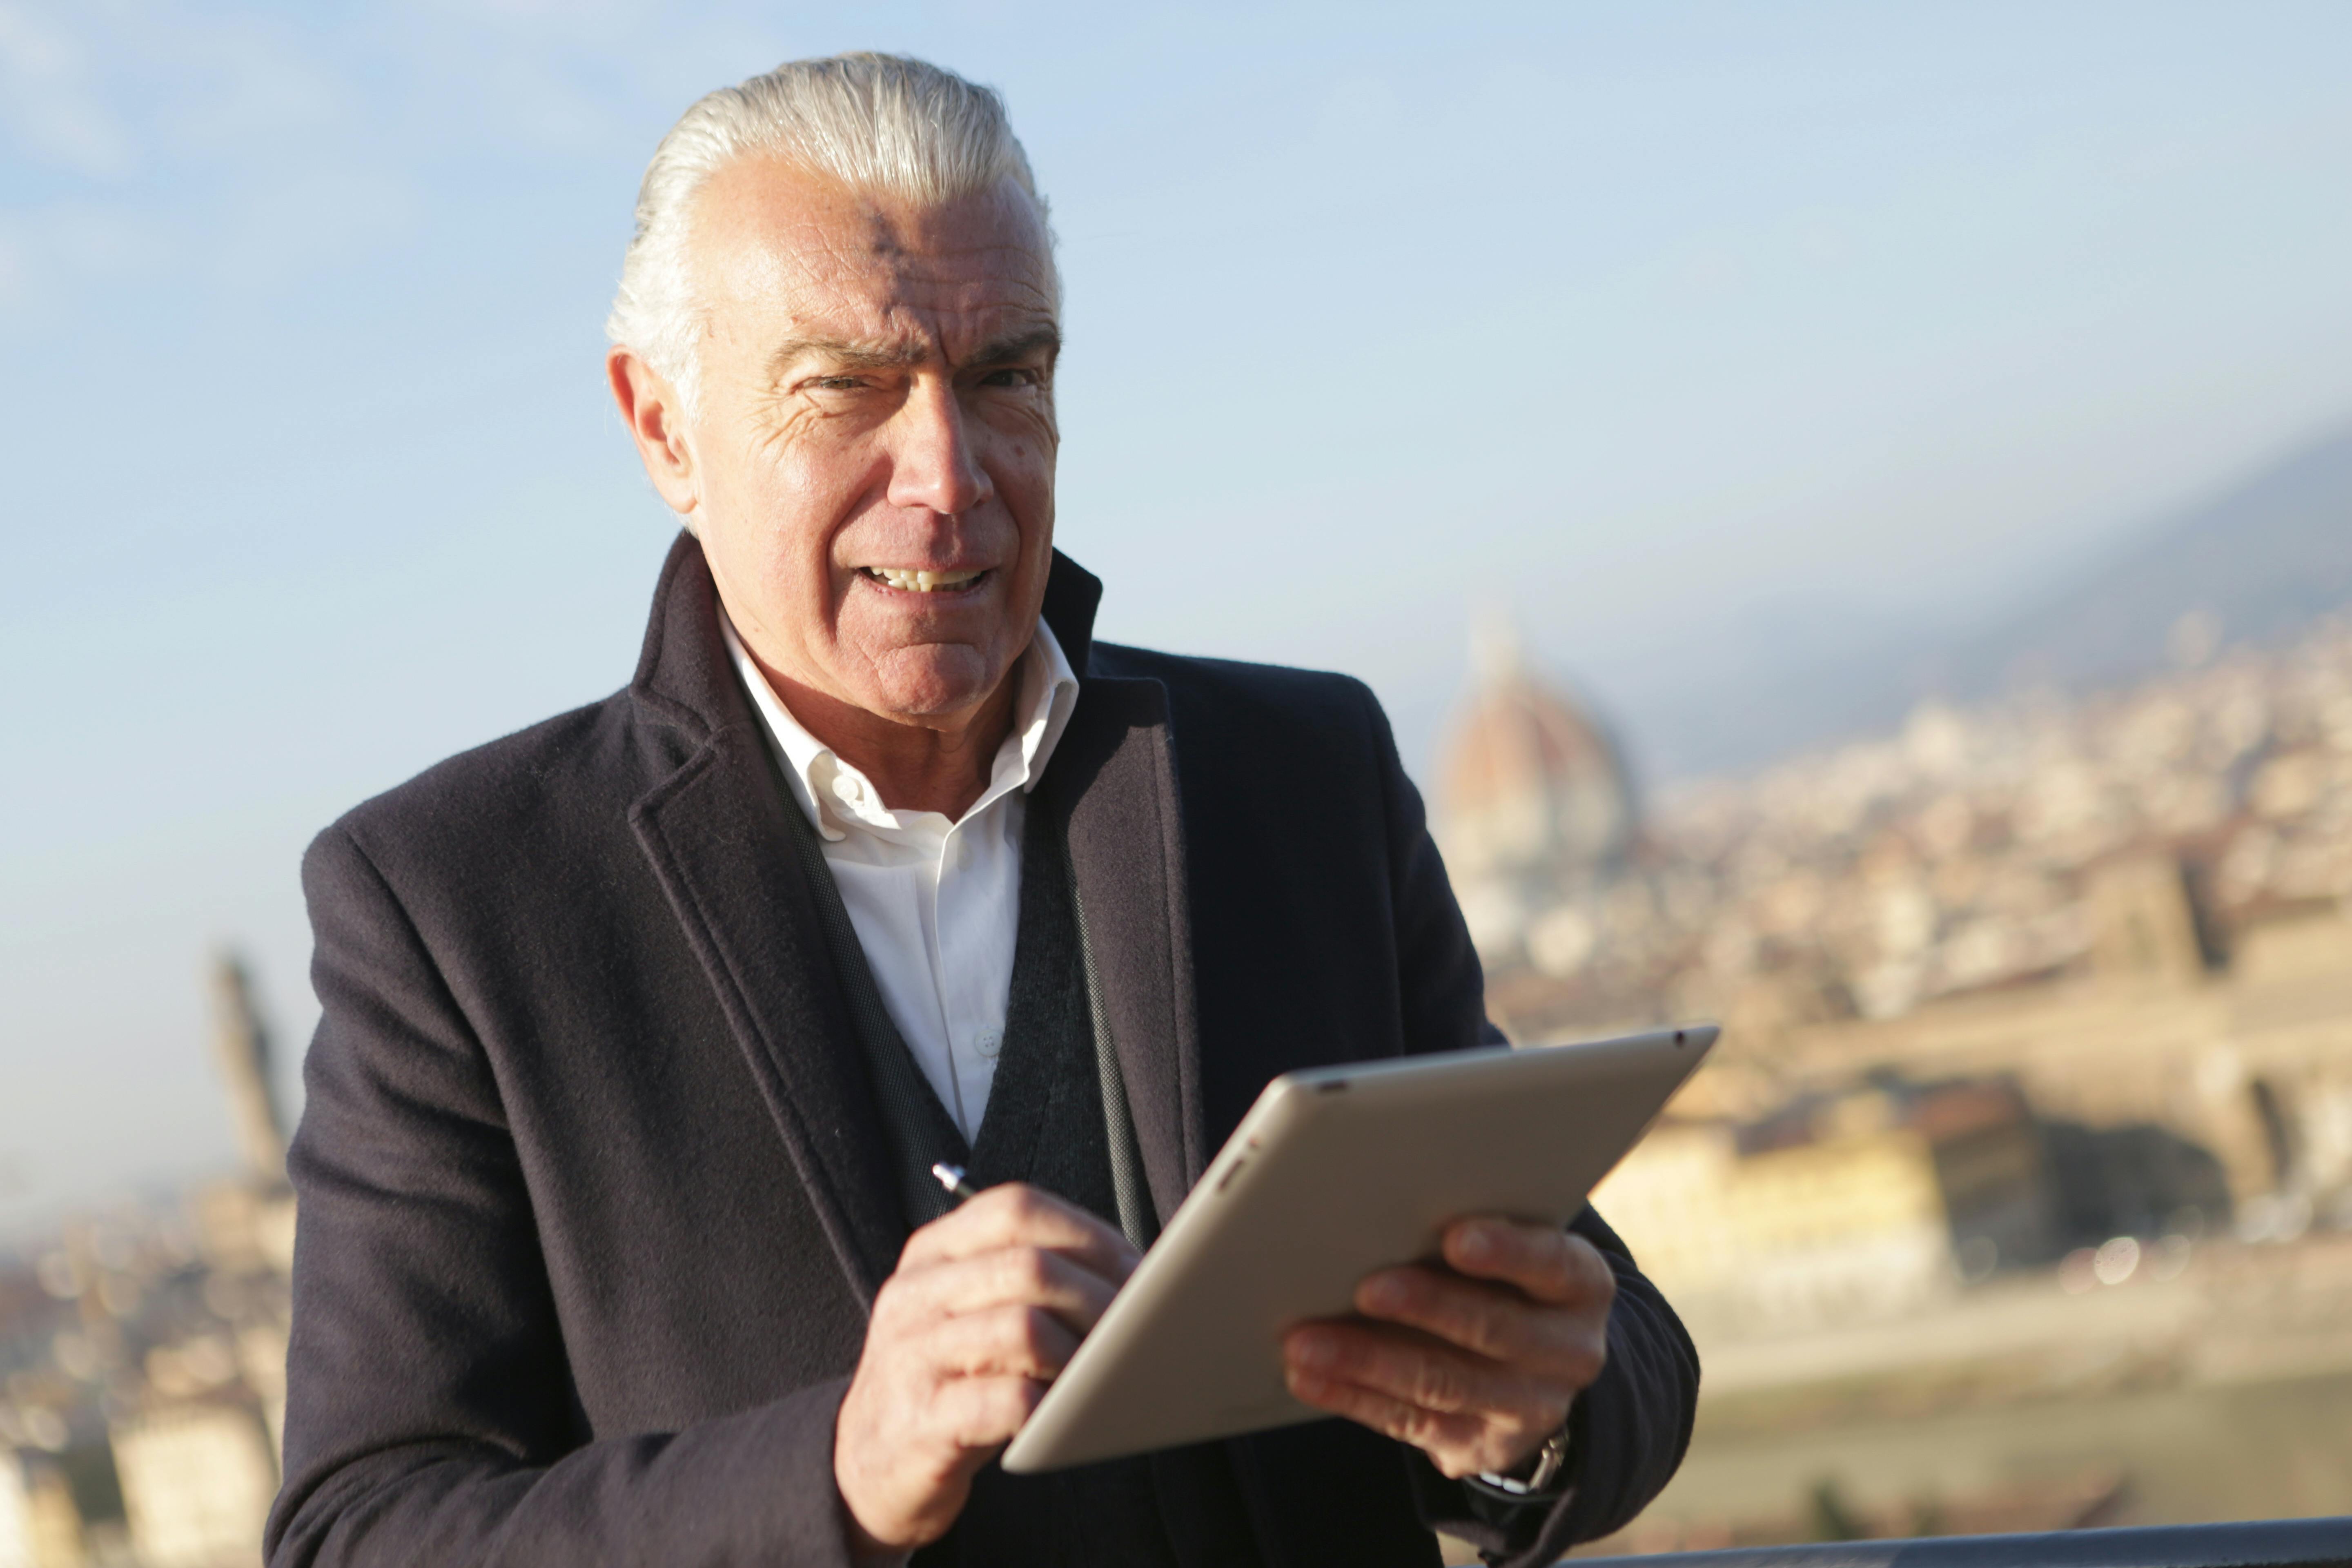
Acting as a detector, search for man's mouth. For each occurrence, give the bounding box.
[860,566,990,594]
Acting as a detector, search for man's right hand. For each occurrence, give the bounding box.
[833,1183,1140,1556]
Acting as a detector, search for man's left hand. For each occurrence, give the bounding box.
[1281,1216,1613,1483]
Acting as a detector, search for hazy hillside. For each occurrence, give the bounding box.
[1618,424,2352,783]
[1944,425,2352,697]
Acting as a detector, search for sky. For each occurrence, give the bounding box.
[3,0,2350,1236]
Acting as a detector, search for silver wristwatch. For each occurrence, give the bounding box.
[1474,1419,1573,1497]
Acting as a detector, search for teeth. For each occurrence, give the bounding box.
[867,566,984,593]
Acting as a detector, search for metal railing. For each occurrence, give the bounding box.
[1569,1517,2352,1568]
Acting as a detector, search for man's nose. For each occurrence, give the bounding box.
[884,379,992,517]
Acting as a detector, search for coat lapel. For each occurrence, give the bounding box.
[625,536,905,1305]
[1035,547,1209,1224]
[1046,676,1208,1226]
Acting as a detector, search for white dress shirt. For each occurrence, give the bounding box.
[723,611,1080,1143]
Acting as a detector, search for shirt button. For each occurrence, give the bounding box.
[831,775,862,804]
[975,1028,1003,1059]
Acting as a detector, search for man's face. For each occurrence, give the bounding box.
[663,158,1060,728]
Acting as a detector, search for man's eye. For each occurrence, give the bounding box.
[978,368,1039,389]
[811,376,866,392]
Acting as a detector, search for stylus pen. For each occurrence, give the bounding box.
[931,1162,981,1205]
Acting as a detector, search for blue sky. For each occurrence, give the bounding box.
[3,0,2350,1232]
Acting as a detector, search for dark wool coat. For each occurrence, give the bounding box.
[265,535,1699,1568]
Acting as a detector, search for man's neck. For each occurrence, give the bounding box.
[750,656,1020,822]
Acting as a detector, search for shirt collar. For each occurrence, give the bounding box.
[722,609,1080,844]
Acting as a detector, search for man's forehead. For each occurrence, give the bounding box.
[693,156,1056,354]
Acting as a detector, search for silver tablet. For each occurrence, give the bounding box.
[1001,1023,1717,1473]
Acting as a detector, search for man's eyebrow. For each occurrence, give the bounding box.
[961,325,1061,369]
[764,326,1060,383]
[766,336,927,380]
[765,325,1061,384]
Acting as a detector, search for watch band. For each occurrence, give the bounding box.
[1474,1419,1572,1497]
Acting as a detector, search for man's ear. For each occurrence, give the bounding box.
[608,347,700,517]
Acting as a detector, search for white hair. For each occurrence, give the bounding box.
[606,52,1052,421]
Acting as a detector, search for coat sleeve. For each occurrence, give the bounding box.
[1352,682,1702,1564]
[265,824,863,1568]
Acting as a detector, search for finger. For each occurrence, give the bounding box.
[1441,1220,1617,1309]
[1284,1322,1565,1431]
[1281,1359,1499,1478]
[928,1370,1051,1452]
[924,1302,1081,1381]
[902,1183,1140,1281]
[1354,1266,1608,1386]
[887,1244,1122,1334]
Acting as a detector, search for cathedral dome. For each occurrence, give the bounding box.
[1435,618,1636,886]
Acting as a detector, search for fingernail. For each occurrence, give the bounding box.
[1293,1333,1336,1370]
[1361,1274,1406,1312]
[1459,1224,1494,1261]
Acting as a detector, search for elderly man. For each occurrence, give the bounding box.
[267,53,1696,1568]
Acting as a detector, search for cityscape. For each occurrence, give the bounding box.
[1434,579,2352,1552]
[0,964,290,1568]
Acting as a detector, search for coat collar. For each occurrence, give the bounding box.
[624,533,1202,1304]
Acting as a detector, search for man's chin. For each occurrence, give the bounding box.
[858,650,1010,726]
